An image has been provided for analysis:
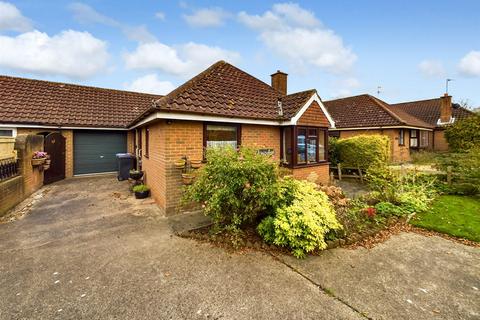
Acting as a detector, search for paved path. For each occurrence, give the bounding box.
[0,176,478,319]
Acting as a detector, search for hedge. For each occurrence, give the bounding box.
[335,135,390,169]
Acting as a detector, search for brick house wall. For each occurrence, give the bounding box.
[139,117,331,214]
[433,129,449,152]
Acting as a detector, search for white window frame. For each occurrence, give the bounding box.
[0,127,17,137]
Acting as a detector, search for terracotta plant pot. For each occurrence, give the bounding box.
[181,173,195,185]
[174,159,186,169]
[190,159,202,169]
[31,157,46,166]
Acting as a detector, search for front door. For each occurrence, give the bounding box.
[44,132,66,184]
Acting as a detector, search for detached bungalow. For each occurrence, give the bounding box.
[0,61,335,215]
[324,93,473,162]
[129,61,334,214]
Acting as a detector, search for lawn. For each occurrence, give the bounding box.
[411,195,480,242]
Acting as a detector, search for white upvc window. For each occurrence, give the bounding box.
[0,127,17,137]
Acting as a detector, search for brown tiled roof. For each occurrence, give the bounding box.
[132,61,316,125]
[391,98,473,127]
[324,94,434,129]
[281,89,317,118]
[0,75,160,128]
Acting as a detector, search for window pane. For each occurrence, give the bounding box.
[206,125,237,148]
[410,130,417,138]
[307,137,317,162]
[399,129,404,145]
[308,129,317,137]
[297,128,306,164]
[420,131,428,147]
[410,138,418,147]
[318,131,325,161]
[0,130,13,137]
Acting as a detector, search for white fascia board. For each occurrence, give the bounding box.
[290,93,336,128]
[330,126,434,131]
[436,117,455,126]
[129,112,293,129]
[0,123,128,131]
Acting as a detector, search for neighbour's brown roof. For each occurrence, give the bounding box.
[132,61,317,125]
[391,98,473,127]
[323,94,434,129]
[0,75,161,128]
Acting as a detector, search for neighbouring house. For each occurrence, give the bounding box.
[0,75,160,184]
[324,94,434,162]
[324,93,473,162]
[390,94,473,152]
[0,61,335,215]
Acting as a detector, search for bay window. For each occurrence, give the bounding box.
[282,126,327,167]
[204,123,240,149]
[410,129,429,148]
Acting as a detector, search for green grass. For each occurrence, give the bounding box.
[411,195,480,242]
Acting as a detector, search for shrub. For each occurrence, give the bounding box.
[132,184,150,192]
[257,178,341,258]
[435,148,480,195]
[183,146,279,233]
[335,135,390,170]
[444,114,480,152]
[366,165,437,214]
[374,202,406,217]
[328,137,340,165]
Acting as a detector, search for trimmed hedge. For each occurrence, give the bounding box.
[444,114,480,152]
[335,135,390,169]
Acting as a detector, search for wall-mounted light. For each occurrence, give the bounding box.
[167,119,173,125]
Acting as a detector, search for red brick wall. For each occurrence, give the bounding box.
[141,120,331,214]
[242,125,280,160]
[291,163,329,185]
[434,129,449,152]
[298,101,330,127]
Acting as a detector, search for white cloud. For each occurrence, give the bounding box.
[238,3,356,74]
[124,41,240,78]
[69,2,117,26]
[418,60,445,78]
[69,2,156,43]
[125,74,175,95]
[332,77,360,97]
[0,1,33,32]
[183,7,230,27]
[458,51,480,77]
[155,11,166,20]
[0,30,109,78]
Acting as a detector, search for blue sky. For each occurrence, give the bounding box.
[1,1,479,106]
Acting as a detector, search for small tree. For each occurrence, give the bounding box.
[444,114,480,152]
[183,147,280,233]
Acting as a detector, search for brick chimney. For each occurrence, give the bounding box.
[271,70,288,96]
[440,93,452,123]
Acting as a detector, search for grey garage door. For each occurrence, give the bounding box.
[74,130,127,175]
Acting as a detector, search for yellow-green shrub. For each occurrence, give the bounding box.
[336,135,390,169]
[257,178,341,258]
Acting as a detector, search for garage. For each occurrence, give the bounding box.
[74,130,127,175]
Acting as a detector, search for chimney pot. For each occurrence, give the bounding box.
[271,70,288,96]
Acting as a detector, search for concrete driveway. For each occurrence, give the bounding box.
[0,176,478,319]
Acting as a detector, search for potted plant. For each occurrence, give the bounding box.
[181,173,195,185]
[132,184,150,199]
[31,151,47,166]
[129,169,144,180]
[190,159,202,169]
[174,159,186,169]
